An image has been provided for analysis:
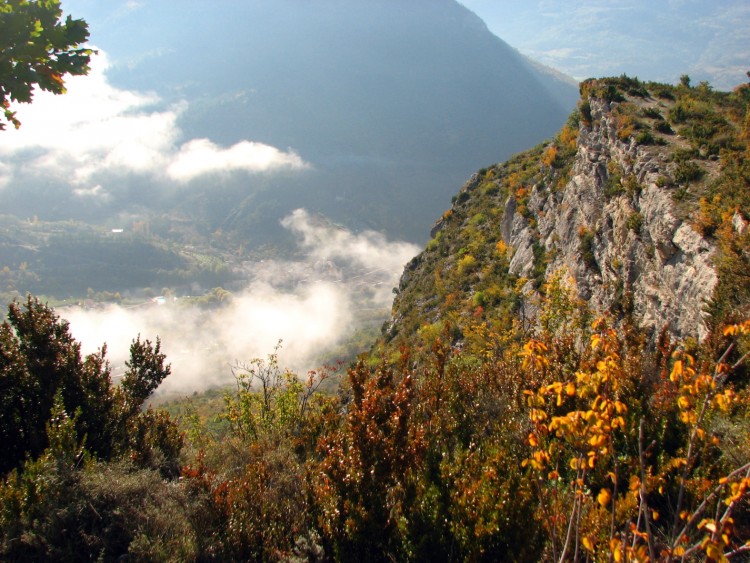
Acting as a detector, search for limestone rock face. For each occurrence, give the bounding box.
[386,78,748,349]
[504,99,717,339]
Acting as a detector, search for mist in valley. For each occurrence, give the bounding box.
[60,209,420,396]
[0,0,575,397]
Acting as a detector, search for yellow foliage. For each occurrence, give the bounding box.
[541,144,558,168]
[456,254,476,275]
[494,239,509,256]
[615,113,635,140]
[520,339,549,371]
[558,124,578,150]
[723,320,750,335]
[519,314,750,561]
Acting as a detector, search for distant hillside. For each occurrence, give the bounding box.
[385,75,750,352]
[2,0,577,252]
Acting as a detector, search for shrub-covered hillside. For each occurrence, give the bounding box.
[385,75,750,356]
[1,76,749,562]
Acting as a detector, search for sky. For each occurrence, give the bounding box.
[57,0,750,92]
[458,0,750,91]
[0,52,309,192]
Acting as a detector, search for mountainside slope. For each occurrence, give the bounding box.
[386,76,750,350]
[3,0,577,248]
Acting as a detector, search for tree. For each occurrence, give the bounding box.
[0,0,92,130]
[0,297,181,475]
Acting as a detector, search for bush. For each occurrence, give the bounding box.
[578,227,597,270]
[654,119,674,134]
[0,297,181,476]
[635,129,656,145]
[674,160,704,185]
[626,211,643,233]
[0,399,193,562]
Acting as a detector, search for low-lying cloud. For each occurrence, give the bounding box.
[64,280,351,395]
[167,138,308,182]
[282,209,420,271]
[0,50,309,193]
[62,209,420,396]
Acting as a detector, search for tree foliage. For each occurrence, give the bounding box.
[0,296,180,476]
[0,0,92,129]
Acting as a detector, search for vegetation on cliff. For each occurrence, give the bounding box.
[1,75,750,561]
[386,74,750,356]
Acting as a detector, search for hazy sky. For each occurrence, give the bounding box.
[60,1,750,91]
[458,0,750,90]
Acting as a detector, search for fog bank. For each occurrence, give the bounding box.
[62,209,420,395]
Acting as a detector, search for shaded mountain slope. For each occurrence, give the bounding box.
[42,0,577,245]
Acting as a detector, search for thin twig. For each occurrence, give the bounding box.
[638,419,656,561]
[559,462,584,563]
[672,461,750,552]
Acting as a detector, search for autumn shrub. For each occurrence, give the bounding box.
[182,440,312,561]
[179,346,339,560]
[404,335,543,561]
[313,357,422,562]
[522,318,750,561]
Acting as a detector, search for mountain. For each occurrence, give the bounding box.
[459,0,750,92]
[385,76,750,351]
[1,0,577,263]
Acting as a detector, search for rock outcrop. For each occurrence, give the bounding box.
[388,77,750,346]
[505,98,717,339]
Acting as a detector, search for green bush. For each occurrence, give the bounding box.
[635,130,656,145]
[0,298,181,477]
[626,211,644,233]
[674,160,704,185]
[578,228,597,270]
[654,119,674,134]
[0,397,194,562]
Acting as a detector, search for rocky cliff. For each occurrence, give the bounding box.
[387,76,750,348]
[504,97,719,339]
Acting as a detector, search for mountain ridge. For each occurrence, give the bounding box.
[385,75,750,352]
[0,0,579,299]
